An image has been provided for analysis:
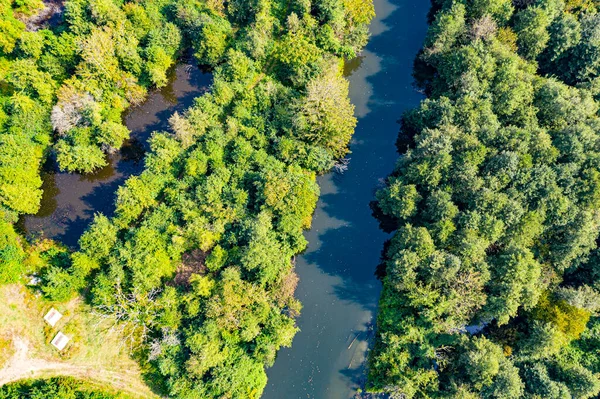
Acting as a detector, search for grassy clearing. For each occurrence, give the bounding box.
[0,284,47,359]
[0,283,157,398]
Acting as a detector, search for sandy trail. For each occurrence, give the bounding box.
[0,337,158,398]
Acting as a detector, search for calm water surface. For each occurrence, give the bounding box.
[20,64,211,247]
[263,1,430,397]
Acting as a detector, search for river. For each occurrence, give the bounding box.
[262,1,430,397]
[19,64,212,247]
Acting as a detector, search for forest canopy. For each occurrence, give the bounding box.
[0,0,184,224]
[369,0,600,398]
[0,0,374,397]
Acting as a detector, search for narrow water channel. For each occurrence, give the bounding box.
[20,64,212,247]
[263,1,430,397]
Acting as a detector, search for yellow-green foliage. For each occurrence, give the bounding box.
[532,293,591,342]
[0,220,25,283]
[0,335,14,368]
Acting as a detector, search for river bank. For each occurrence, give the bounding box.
[262,1,430,397]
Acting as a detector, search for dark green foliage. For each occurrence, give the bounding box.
[369,1,600,398]
[0,377,129,399]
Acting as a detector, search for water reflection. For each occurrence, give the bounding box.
[20,63,212,247]
[263,0,430,398]
[345,50,382,118]
[32,169,59,218]
[369,0,398,36]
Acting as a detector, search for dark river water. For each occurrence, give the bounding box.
[20,64,211,246]
[262,1,430,398]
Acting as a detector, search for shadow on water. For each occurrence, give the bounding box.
[19,63,212,248]
[263,1,430,398]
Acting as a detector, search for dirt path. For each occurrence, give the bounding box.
[0,338,159,398]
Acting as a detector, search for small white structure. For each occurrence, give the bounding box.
[43,308,63,327]
[51,332,71,351]
[27,275,41,286]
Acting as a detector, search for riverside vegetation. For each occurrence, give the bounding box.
[369,0,600,398]
[1,0,188,280]
[0,0,375,397]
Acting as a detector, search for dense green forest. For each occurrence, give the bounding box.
[1,0,182,192]
[1,0,187,282]
[1,0,374,397]
[369,0,600,398]
[0,377,129,399]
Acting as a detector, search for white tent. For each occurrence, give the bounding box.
[51,332,70,351]
[43,308,63,327]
